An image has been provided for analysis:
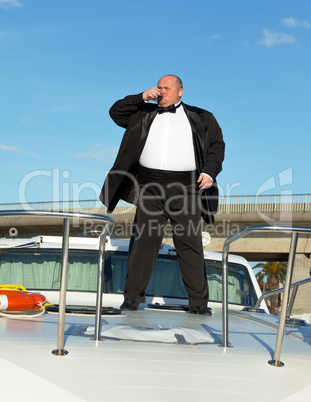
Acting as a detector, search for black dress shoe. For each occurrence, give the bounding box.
[120,298,139,311]
[189,306,212,316]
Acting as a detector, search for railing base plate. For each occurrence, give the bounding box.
[268,359,284,367]
[52,349,69,356]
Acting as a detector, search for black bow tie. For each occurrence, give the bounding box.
[158,103,181,114]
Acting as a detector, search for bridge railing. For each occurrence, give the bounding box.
[1,194,310,214]
[217,194,311,214]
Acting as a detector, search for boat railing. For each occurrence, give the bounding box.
[254,276,311,318]
[2,211,310,366]
[222,224,311,367]
[0,210,113,355]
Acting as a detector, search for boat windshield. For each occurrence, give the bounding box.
[0,249,257,306]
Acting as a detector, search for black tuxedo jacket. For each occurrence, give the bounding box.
[99,93,225,224]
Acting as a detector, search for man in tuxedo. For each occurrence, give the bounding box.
[100,75,225,314]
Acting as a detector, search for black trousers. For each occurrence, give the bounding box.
[125,182,209,307]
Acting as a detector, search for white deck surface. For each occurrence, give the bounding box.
[1,306,311,402]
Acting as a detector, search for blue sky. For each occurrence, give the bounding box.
[1,0,310,206]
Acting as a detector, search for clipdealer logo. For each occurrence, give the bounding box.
[255,168,293,226]
[17,167,296,234]
[18,168,102,211]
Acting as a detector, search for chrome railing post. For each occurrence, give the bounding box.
[221,226,254,348]
[52,217,70,356]
[286,286,298,318]
[0,210,113,355]
[222,243,229,347]
[268,232,298,367]
[93,226,109,341]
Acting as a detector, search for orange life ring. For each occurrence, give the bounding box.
[0,290,46,312]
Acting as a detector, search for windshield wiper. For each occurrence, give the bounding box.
[0,240,41,255]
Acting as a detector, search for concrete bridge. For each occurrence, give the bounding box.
[1,194,310,261]
[1,194,311,312]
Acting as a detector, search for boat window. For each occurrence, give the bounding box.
[108,252,257,306]
[109,252,188,298]
[206,260,256,306]
[0,249,98,291]
[0,248,257,306]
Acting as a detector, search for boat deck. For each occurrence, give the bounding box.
[1,307,311,402]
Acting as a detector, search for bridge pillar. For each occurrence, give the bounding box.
[292,254,311,314]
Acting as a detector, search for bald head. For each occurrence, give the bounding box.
[158,75,183,90]
[157,75,184,107]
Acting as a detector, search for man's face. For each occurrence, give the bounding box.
[157,76,183,107]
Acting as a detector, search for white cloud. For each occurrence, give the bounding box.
[282,17,311,28]
[258,29,295,47]
[210,33,221,41]
[0,0,22,8]
[192,33,221,43]
[0,144,38,157]
[75,147,118,161]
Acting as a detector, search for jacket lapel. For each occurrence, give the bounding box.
[182,103,206,172]
[139,108,158,151]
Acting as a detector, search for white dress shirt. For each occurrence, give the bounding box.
[139,103,196,171]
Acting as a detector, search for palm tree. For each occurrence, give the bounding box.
[253,261,287,314]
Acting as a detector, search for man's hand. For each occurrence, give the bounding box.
[197,174,213,189]
[142,87,161,102]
